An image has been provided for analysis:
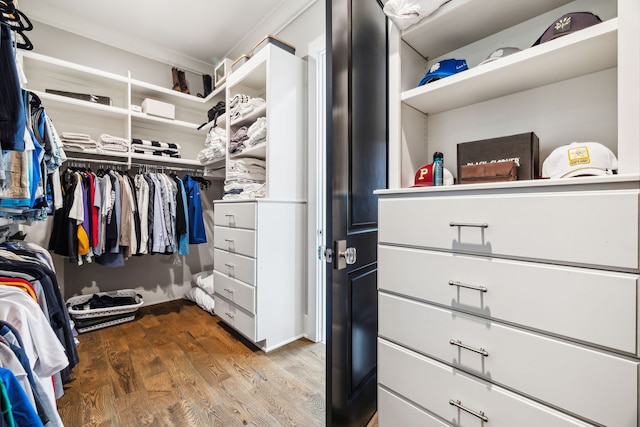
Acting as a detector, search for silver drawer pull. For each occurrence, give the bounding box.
[225,312,234,319]
[449,222,489,228]
[223,288,234,293]
[224,263,234,268]
[450,339,489,357]
[225,214,234,217]
[449,399,488,422]
[224,238,234,242]
[449,280,487,293]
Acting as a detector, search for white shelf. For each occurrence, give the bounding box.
[22,52,214,169]
[20,51,129,84]
[130,78,225,107]
[201,158,226,168]
[130,111,199,129]
[401,0,573,58]
[230,141,267,160]
[35,90,129,118]
[131,78,204,103]
[64,149,130,160]
[402,19,618,114]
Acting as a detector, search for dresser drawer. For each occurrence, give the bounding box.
[214,295,256,341]
[213,272,256,314]
[379,191,640,270]
[213,226,256,258]
[379,339,597,427]
[214,249,256,286]
[379,293,639,427]
[379,245,640,354]
[378,387,449,427]
[214,202,256,229]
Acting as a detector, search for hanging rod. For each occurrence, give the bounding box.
[63,156,203,175]
[64,156,130,166]
[131,163,204,176]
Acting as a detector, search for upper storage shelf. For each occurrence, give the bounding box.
[402,0,574,59]
[402,18,618,114]
[19,50,217,169]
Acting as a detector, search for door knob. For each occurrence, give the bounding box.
[340,247,357,265]
[335,240,356,269]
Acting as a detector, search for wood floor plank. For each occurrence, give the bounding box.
[80,383,118,427]
[103,336,142,398]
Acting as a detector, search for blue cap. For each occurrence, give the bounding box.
[418,58,468,86]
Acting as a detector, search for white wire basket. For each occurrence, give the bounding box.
[74,314,137,333]
[66,289,144,319]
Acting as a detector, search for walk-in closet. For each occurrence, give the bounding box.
[0,0,330,425]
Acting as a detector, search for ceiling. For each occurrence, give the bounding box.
[17,0,317,69]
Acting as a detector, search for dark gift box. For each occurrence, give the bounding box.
[457,132,539,182]
[460,160,518,184]
[46,89,112,106]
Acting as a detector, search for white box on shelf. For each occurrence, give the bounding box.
[141,98,175,120]
[214,58,233,88]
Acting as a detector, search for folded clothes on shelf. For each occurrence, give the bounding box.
[228,94,266,122]
[131,138,182,158]
[99,133,130,152]
[198,126,226,164]
[223,157,266,200]
[60,132,99,151]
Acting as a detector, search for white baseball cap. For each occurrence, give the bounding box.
[542,142,618,179]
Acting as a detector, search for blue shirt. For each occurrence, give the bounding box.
[0,367,44,426]
[182,175,207,244]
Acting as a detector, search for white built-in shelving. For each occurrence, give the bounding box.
[19,50,226,170]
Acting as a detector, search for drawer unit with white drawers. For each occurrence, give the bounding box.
[376,180,640,426]
[212,199,306,352]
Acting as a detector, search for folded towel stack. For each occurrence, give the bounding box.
[60,132,99,152]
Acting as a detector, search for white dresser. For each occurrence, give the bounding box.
[376,178,640,426]
[213,199,305,352]
[379,0,640,424]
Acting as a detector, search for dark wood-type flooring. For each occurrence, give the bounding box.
[57,299,378,427]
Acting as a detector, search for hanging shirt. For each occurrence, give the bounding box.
[182,175,207,244]
[134,174,149,255]
[174,176,189,255]
[0,24,26,152]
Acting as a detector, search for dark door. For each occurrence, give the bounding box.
[326,0,388,425]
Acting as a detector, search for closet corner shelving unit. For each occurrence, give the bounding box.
[212,44,306,353]
[377,1,640,426]
[19,50,226,170]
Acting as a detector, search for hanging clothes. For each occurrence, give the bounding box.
[49,170,205,265]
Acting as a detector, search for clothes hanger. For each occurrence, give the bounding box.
[1,5,34,50]
[0,1,16,16]
[3,9,32,31]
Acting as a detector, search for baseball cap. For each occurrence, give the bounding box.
[413,163,454,187]
[418,58,468,86]
[541,142,618,179]
[532,12,602,46]
[478,47,521,66]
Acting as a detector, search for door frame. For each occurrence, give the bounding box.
[307,35,327,343]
